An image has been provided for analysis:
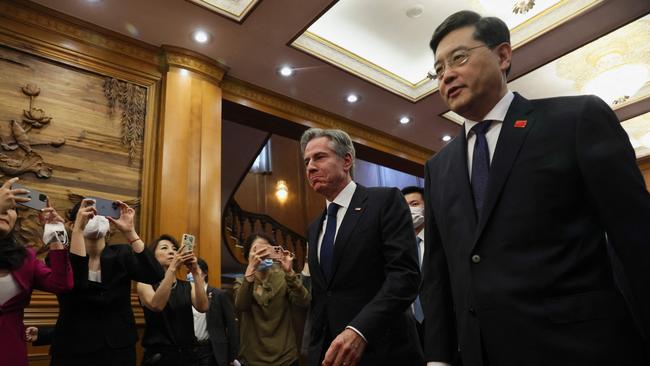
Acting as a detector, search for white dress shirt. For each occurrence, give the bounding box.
[192,283,209,341]
[316,180,357,261]
[315,181,368,342]
[465,91,514,179]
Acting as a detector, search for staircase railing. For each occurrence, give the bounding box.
[223,199,307,272]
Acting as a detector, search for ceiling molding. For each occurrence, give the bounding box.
[185,0,261,23]
[291,31,436,103]
[221,76,433,165]
[0,0,161,84]
[160,45,228,83]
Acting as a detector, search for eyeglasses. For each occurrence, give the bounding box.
[427,45,490,81]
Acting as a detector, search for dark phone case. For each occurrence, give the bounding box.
[12,183,48,211]
[88,197,120,218]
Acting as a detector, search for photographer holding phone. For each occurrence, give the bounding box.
[49,198,164,366]
[137,234,209,366]
[0,177,73,366]
[233,232,310,366]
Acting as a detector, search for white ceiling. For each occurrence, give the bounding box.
[294,0,601,101]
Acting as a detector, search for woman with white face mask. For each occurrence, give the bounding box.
[49,198,164,366]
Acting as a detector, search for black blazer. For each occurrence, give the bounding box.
[51,244,164,355]
[205,286,239,366]
[422,93,650,366]
[306,184,424,366]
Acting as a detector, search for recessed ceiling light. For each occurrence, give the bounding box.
[399,116,411,124]
[279,66,293,77]
[192,30,210,44]
[346,94,359,103]
[180,69,189,77]
[442,135,452,142]
[406,4,424,18]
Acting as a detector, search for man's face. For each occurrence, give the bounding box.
[435,26,510,121]
[303,137,352,199]
[404,192,424,209]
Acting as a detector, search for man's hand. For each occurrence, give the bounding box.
[322,328,367,366]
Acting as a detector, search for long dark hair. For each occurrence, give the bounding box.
[0,234,27,271]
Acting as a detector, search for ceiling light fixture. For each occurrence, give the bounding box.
[346,94,359,103]
[442,135,452,142]
[399,116,411,124]
[180,69,189,77]
[406,4,424,19]
[192,30,210,44]
[279,66,294,77]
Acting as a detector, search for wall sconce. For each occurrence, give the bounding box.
[275,180,288,203]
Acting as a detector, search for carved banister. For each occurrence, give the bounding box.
[223,199,307,272]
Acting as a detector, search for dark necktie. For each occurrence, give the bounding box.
[471,121,492,217]
[413,236,424,323]
[320,203,340,281]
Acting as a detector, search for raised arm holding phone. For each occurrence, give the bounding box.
[0,177,73,366]
[49,197,163,366]
[137,234,209,366]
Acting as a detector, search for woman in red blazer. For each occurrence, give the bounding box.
[0,178,73,366]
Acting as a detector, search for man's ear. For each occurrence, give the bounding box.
[342,153,353,173]
[495,42,512,75]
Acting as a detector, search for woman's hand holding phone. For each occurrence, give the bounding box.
[0,177,30,213]
[107,201,137,238]
[73,199,97,233]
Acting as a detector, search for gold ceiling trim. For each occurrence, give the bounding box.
[186,0,260,22]
[291,31,436,103]
[508,0,604,49]
[161,45,228,82]
[221,77,433,164]
[292,0,601,102]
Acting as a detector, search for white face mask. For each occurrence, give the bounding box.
[410,206,425,228]
[83,215,110,239]
[43,222,69,247]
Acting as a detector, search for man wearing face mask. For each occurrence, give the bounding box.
[49,199,164,366]
[401,186,426,346]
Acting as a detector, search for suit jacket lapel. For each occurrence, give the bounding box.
[329,185,367,285]
[308,211,327,285]
[472,93,535,249]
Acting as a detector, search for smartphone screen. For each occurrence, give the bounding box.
[182,233,195,253]
[12,183,48,211]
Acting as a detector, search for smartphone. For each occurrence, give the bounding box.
[87,197,120,218]
[12,183,48,211]
[182,233,195,253]
[268,246,286,260]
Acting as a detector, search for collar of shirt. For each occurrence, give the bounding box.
[464,91,514,137]
[326,180,357,212]
[417,229,425,242]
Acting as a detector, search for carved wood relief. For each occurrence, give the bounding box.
[103,78,146,164]
[0,45,146,253]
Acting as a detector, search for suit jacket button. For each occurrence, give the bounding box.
[471,254,481,263]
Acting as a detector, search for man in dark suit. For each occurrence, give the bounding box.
[401,186,426,346]
[193,258,239,366]
[301,128,423,366]
[421,10,650,366]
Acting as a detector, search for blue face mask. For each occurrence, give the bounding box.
[257,258,274,272]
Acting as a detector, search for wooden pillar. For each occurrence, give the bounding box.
[156,46,226,287]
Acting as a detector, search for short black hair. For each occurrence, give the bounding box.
[401,186,424,197]
[197,257,208,282]
[149,234,179,252]
[430,10,511,76]
[67,201,81,222]
[243,232,276,259]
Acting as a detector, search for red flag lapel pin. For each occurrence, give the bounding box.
[514,120,527,128]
